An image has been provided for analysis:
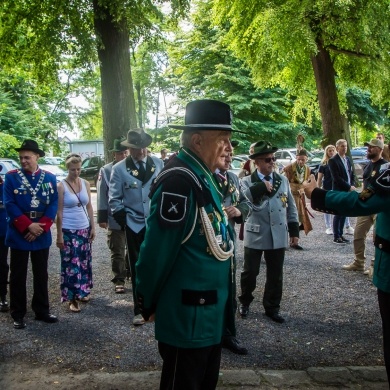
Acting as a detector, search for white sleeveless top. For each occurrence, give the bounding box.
[61,178,90,230]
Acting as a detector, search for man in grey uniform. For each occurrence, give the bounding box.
[215,142,250,355]
[239,141,300,324]
[97,138,128,293]
[109,128,163,325]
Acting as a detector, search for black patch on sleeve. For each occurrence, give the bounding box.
[157,175,192,228]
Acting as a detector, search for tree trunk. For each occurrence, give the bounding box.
[93,1,137,163]
[135,80,143,128]
[311,41,348,148]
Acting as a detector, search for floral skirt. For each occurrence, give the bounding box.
[60,228,93,302]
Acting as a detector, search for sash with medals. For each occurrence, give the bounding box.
[17,169,46,208]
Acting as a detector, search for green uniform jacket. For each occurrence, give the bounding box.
[136,148,235,348]
[311,188,390,293]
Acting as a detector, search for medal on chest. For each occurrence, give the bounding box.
[278,192,288,207]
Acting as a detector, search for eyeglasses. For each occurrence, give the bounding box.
[257,157,277,163]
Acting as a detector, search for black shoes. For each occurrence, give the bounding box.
[0,296,9,312]
[340,236,350,243]
[291,244,303,250]
[333,238,345,244]
[265,312,285,323]
[35,313,58,323]
[222,336,248,355]
[239,304,249,318]
[13,318,26,329]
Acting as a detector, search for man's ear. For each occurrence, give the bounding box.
[191,133,203,153]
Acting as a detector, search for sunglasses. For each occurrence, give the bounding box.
[257,157,277,163]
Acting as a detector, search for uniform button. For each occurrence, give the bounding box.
[379,244,383,249]
[143,200,146,203]
[199,298,205,305]
[251,227,254,231]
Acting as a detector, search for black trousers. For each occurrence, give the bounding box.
[0,236,9,297]
[9,248,50,320]
[239,247,285,314]
[158,341,222,390]
[378,288,390,384]
[125,226,145,315]
[333,215,347,239]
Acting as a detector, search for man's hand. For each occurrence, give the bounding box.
[113,209,127,229]
[302,174,318,199]
[25,222,45,242]
[224,206,241,220]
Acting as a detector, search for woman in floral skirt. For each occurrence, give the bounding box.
[56,154,95,312]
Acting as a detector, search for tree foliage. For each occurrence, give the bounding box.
[213,0,390,146]
[166,0,322,152]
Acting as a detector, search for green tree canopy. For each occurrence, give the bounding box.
[213,0,390,146]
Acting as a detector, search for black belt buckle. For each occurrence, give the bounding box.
[30,211,38,219]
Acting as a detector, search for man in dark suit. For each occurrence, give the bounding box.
[328,139,356,244]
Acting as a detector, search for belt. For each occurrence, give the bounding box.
[374,234,390,253]
[24,211,44,219]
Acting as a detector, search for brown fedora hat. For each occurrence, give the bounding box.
[121,128,152,149]
[15,139,45,157]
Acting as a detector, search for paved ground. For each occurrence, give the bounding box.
[0,190,389,389]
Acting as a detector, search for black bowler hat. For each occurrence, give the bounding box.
[15,139,45,157]
[249,141,278,159]
[110,138,128,152]
[121,128,152,149]
[169,99,244,133]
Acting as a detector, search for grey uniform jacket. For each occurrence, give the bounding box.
[97,161,121,230]
[219,171,250,242]
[109,155,164,233]
[241,170,299,250]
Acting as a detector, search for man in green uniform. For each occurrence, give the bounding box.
[303,165,390,385]
[136,99,242,389]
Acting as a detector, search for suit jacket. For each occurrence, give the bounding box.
[136,149,235,348]
[241,170,299,250]
[109,155,163,233]
[97,161,122,230]
[328,153,355,192]
[214,171,250,242]
[4,168,58,250]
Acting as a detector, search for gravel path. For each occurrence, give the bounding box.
[0,193,383,379]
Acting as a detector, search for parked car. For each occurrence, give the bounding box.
[229,155,247,175]
[0,158,20,169]
[44,156,64,165]
[351,148,368,159]
[39,164,67,183]
[79,156,105,187]
[0,161,15,179]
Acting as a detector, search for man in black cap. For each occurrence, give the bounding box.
[239,140,300,324]
[136,99,242,389]
[109,129,164,326]
[4,139,58,329]
[97,138,129,293]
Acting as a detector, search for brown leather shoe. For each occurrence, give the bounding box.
[342,262,364,272]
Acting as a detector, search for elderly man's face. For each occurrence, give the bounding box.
[129,147,147,162]
[254,153,275,176]
[197,131,232,172]
[296,155,307,167]
[114,150,128,162]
